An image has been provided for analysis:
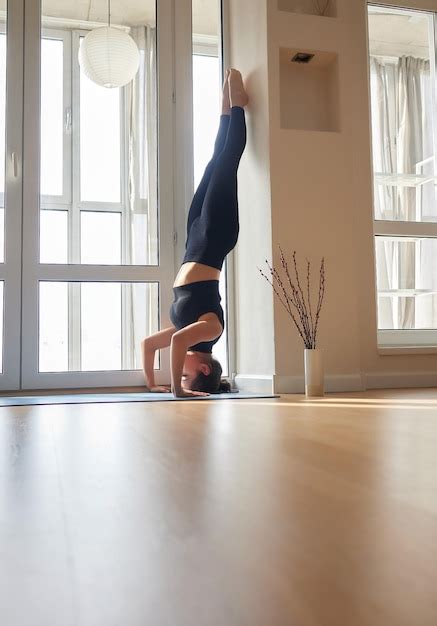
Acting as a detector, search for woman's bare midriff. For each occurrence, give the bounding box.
[173,262,220,287]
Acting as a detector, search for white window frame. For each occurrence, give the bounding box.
[20,0,176,389]
[369,4,437,349]
[0,0,231,390]
[0,21,8,211]
[37,26,151,374]
[0,1,24,390]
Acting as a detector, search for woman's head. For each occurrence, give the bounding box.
[182,352,231,394]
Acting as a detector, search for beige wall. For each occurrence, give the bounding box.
[230,0,437,391]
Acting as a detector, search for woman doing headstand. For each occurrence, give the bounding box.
[141,69,248,398]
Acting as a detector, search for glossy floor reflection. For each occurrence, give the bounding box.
[1,390,436,626]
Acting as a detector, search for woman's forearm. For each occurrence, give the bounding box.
[170,335,188,396]
[140,327,177,389]
[141,340,156,388]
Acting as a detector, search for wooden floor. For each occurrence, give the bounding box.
[1,389,437,626]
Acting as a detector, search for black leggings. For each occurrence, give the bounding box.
[182,106,247,270]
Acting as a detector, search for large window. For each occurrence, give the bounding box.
[368,5,437,348]
[0,1,229,390]
[40,26,158,267]
[34,3,160,378]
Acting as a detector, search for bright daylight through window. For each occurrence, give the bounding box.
[0,0,229,387]
[368,5,437,348]
[36,0,228,377]
[38,0,160,374]
[192,1,228,376]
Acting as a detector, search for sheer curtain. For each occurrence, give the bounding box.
[125,25,158,368]
[371,58,397,329]
[371,55,430,330]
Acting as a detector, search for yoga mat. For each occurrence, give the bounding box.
[0,391,279,407]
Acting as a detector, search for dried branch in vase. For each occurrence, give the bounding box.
[313,0,331,16]
[259,248,326,349]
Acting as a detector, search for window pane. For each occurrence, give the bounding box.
[193,55,220,186]
[0,30,6,263]
[39,281,158,372]
[80,61,121,203]
[41,1,158,265]
[40,210,68,263]
[376,237,437,330]
[81,283,121,370]
[41,38,64,197]
[368,6,437,222]
[81,212,121,264]
[39,282,69,372]
[193,2,228,375]
[214,271,228,376]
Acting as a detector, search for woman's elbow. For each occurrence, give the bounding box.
[141,337,155,352]
[171,332,187,350]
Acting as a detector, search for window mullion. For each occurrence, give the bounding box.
[374,220,437,238]
[77,202,123,212]
[70,30,81,371]
[120,84,131,367]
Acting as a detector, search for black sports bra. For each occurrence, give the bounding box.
[169,280,224,353]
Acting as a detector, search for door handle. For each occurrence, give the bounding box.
[65,107,72,133]
[11,152,18,178]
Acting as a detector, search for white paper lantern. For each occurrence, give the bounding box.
[79,26,140,88]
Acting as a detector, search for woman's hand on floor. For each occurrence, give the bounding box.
[149,385,171,393]
[173,389,210,398]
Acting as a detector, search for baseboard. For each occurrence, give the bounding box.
[235,374,363,394]
[364,371,437,390]
[235,371,437,394]
[234,375,273,394]
[273,374,364,394]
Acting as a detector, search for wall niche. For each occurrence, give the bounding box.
[279,47,341,132]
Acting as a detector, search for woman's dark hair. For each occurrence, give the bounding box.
[191,356,232,394]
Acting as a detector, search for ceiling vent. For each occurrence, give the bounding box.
[291,52,315,64]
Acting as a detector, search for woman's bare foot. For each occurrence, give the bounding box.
[228,69,249,108]
[222,69,231,115]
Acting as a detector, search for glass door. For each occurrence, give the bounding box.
[0,0,227,391]
[21,0,175,389]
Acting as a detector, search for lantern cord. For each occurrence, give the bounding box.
[108,0,111,27]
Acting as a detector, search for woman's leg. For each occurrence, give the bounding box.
[197,105,247,254]
[186,71,231,238]
[186,114,230,237]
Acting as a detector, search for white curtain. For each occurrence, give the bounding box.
[370,56,430,330]
[371,58,398,329]
[125,26,158,368]
[397,57,429,328]
[127,25,157,265]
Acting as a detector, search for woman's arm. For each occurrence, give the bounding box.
[141,327,176,391]
[170,314,223,397]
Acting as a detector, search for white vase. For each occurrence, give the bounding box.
[304,348,324,397]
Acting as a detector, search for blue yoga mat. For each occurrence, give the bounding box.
[0,391,279,407]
